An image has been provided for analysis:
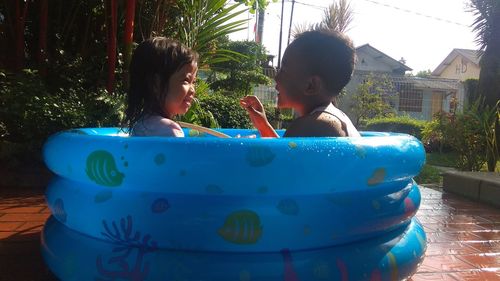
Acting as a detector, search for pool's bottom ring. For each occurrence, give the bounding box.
[41,216,426,281]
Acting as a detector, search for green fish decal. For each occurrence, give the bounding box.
[86,150,124,187]
[246,145,276,167]
[218,210,263,244]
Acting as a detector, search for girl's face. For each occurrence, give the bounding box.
[163,62,198,118]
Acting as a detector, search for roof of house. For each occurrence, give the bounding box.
[431,48,483,76]
[355,72,461,91]
[391,76,460,91]
[356,44,413,72]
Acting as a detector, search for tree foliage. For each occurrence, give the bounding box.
[320,0,354,33]
[350,74,396,126]
[291,0,353,38]
[422,98,499,171]
[208,40,271,96]
[175,0,249,66]
[234,0,277,13]
[415,70,432,78]
[469,0,500,171]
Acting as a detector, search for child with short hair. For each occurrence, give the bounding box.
[240,29,360,137]
[124,37,199,137]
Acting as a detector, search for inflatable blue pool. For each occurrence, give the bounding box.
[42,216,426,281]
[42,127,427,280]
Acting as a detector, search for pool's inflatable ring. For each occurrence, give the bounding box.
[42,127,427,280]
[42,216,426,281]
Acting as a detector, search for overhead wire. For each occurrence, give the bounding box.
[286,0,469,27]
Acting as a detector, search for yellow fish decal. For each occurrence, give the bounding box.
[188,129,201,137]
[387,252,399,281]
[86,150,124,187]
[218,210,263,244]
[367,168,386,186]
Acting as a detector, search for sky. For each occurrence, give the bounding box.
[229,0,479,74]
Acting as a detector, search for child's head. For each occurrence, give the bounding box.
[125,37,199,127]
[275,29,355,110]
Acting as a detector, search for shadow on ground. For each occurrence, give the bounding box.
[0,232,58,281]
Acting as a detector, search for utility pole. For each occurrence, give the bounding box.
[287,0,295,46]
[277,0,285,69]
[256,9,265,43]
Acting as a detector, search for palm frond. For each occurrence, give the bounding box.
[322,0,354,33]
[176,0,249,66]
[468,0,497,51]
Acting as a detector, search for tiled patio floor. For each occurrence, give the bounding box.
[0,186,499,281]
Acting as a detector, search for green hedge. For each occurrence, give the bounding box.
[198,93,285,129]
[198,93,252,129]
[1,69,125,169]
[363,116,426,139]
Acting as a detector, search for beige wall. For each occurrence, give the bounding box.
[438,55,480,81]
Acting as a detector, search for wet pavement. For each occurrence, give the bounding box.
[0,186,499,281]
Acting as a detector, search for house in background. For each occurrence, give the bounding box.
[341,44,464,122]
[431,48,482,81]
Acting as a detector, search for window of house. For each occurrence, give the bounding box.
[399,89,423,112]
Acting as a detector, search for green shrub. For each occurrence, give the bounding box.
[1,69,124,142]
[414,164,442,184]
[421,111,453,153]
[0,69,125,168]
[425,152,459,168]
[363,116,426,139]
[198,93,251,128]
[444,101,490,171]
[422,98,497,171]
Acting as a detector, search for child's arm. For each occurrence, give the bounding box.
[240,96,279,138]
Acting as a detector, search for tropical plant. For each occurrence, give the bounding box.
[320,0,354,33]
[469,0,500,171]
[176,0,249,66]
[469,98,499,171]
[209,40,271,96]
[291,0,354,38]
[290,23,313,39]
[469,0,500,108]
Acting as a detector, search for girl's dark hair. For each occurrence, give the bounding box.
[291,29,355,95]
[124,37,198,131]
